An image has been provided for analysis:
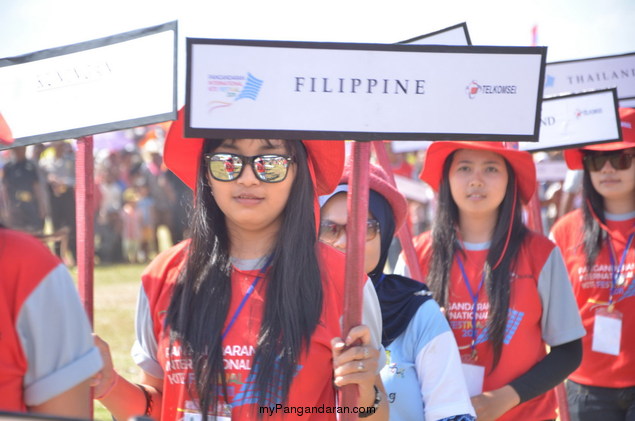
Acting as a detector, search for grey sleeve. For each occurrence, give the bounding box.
[537,247,586,346]
[131,284,164,379]
[362,278,387,370]
[18,264,103,406]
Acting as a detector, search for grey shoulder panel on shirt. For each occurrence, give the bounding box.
[132,283,164,379]
[17,264,103,406]
[537,247,586,346]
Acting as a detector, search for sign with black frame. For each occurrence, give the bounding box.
[185,39,546,142]
[543,52,635,103]
[521,88,621,152]
[0,21,177,150]
[399,22,471,46]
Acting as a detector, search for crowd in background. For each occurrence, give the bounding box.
[0,123,192,266]
[0,126,580,267]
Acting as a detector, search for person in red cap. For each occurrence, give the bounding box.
[551,107,635,421]
[0,138,102,416]
[91,111,388,421]
[401,141,584,421]
[319,161,475,421]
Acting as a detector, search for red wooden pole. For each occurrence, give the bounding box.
[340,141,371,419]
[372,141,424,282]
[75,135,95,418]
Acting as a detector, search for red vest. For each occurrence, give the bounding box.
[413,231,559,421]
[551,209,635,388]
[140,241,348,420]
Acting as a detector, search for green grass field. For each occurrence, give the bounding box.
[79,263,145,421]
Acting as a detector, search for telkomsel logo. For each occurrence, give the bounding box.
[207,72,264,113]
[575,108,602,118]
[466,80,518,99]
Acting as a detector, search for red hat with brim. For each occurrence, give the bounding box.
[419,141,536,204]
[0,112,14,145]
[337,161,409,232]
[564,107,635,170]
[164,108,345,196]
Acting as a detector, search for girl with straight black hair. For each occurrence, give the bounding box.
[405,141,585,421]
[552,107,635,421]
[91,110,388,421]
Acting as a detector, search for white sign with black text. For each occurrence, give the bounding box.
[0,21,177,148]
[521,88,621,152]
[544,52,635,102]
[186,39,546,141]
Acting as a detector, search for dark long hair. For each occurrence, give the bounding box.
[165,139,323,418]
[581,167,608,271]
[426,152,527,369]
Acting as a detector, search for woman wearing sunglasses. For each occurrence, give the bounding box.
[319,162,475,421]
[402,141,584,421]
[91,110,388,421]
[551,107,635,421]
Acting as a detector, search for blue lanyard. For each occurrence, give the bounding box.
[606,233,634,307]
[456,254,485,355]
[222,257,272,340]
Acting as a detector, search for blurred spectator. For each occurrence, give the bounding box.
[121,188,142,263]
[40,141,76,260]
[135,184,156,262]
[558,168,583,220]
[95,163,123,264]
[1,146,48,233]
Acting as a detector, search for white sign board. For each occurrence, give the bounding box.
[400,22,471,46]
[0,21,177,149]
[186,40,546,142]
[543,52,635,102]
[521,88,621,152]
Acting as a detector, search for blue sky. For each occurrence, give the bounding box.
[1,0,633,60]
[1,0,633,109]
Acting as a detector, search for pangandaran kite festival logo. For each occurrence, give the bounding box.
[207,72,264,113]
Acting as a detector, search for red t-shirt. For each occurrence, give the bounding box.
[0,229,101,410]
[412,230,584,421]
[138,241,351,420]
[551,209,635,388]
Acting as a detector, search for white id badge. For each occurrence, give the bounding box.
[591,308,622,356]
[461,363,485,397]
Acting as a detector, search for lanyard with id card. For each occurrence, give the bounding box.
[456,255,486,397]
[591,233,633,356]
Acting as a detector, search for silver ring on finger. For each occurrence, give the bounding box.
[358,361,365,372]
[363,346,370,359]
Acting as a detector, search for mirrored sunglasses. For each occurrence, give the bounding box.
[318,219,380,243]
[583,151,635,172]
[204,153,294,183]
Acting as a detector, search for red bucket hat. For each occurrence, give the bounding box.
[164,108,345,196]
[419,141,536,203]
[564,107,635,170]
[0,112,14,145]
[336,161,409,232]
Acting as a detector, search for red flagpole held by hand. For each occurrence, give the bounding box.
[372,141,424,282]
[340,141,371,420]
[75,135,95,419]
